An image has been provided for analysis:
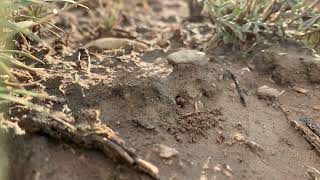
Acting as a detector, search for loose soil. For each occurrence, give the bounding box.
[6,0,320,180]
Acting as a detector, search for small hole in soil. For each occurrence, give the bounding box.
[175,95,186,107]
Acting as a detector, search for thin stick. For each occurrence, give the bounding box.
[278,105,320,155]
[228,70,247,107]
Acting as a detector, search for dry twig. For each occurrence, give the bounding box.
[278,105,320,155]
[227,70,247,107]
[18,110,160,179]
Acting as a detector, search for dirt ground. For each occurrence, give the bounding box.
[6,0,320,180]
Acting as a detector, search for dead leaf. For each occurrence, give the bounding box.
[85,38,148,51]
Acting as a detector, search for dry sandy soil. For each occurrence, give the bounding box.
[4,0,320,180]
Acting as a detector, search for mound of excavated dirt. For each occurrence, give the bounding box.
[251,45,320,85]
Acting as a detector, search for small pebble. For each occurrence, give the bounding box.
[313,105,320,110]
[157,144,179,159]
[199,174,208,180]
[230,133,245,141]
[292,86,308,94]
[229,82,236,89]
[257,85,281,100]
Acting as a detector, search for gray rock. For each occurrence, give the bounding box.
[167,50,209,66]
[257,85,281,100]
[157,144,178,159]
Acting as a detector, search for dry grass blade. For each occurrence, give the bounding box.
[14,15,65,33]
[0,87,60,102]
[0,93,48,114]
[0,54,47,77]
[299,14,320,31]
[236,0,254,23]
[4,79,42,88]
[0,61,17,83]
[261,0,276,22]
[288,0,320,25]
[0,50,45,64]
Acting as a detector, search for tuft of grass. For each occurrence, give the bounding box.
[0,0,87,113]
[205,0,320,49]
[0,1,87,179]
[98,0,123,30]
[0,1,88,176]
